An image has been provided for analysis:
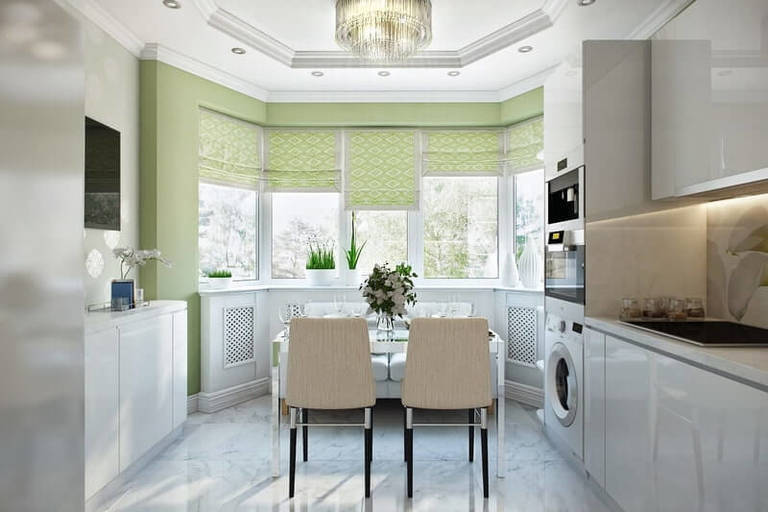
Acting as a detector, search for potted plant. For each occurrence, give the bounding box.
[111,247,172,309]
[361,262,417,333]
[206,269,233,289]
[344,211,367,286]
[305,242,336,286]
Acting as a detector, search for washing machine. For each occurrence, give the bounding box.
[544,296,584,461]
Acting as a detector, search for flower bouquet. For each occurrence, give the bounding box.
[361,263,417,332]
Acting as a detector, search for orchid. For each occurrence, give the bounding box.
[112,247,172,280]
[360,262,417,319]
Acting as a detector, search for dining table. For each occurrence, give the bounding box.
[270,327,506,478]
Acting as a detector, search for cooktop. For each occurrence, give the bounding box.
[622,321,768,347]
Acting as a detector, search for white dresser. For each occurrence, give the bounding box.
[84,300,187,501]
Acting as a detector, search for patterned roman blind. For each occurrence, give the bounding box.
[263,129,340,192]
[345,130,418,210]
[422,130,504,175]
[198,108,261,187]
[506,116,544,174]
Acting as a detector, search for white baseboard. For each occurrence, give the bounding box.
[505,380,544,409]
[197,378,270,414]
[187,394,199,414]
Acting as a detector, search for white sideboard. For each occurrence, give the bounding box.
[84,300,187,501]
[584,320,768,512]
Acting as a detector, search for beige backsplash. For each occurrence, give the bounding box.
[707,193,768,329]
[586,205,708,318]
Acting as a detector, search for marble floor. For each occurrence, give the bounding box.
[95,398,612,512]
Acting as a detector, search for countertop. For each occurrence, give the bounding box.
[586,317,768,392]
[84,300,187,334]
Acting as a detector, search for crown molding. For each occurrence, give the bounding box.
[266,90,503,103]
[497,63,558,102]
[141,43,269,101]
[58,0,143,56]
[628,0,694,39]
[193,0,568,69]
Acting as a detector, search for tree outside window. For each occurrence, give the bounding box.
[352,211,408,276]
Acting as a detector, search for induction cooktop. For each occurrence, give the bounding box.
[622,321,768,347]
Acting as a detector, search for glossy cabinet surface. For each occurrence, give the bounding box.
[652,0,768,198]
[543,55,583,179]
[602,332,768,512]
[119,315,174,471]
[583,328,606,487]
[172,310,188,429]
[84,327,120,499]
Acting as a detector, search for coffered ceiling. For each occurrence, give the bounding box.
[63,0,692,102]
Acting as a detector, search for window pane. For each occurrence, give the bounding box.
[352,211,408,275]
[514,169,545,283]
[423,177,498,278]
[198,182,257,280]
[272,193,339,279]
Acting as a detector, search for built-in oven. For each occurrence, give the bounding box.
[547,165,584,229]
[545,229,585,305]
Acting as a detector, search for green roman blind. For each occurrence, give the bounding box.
[198,108,261,187]
[506,116,543,173]
[345,130,417,210]
[423,130,504,175]
[263,130,339,192]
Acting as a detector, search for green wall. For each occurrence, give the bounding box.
[140,60,543,395]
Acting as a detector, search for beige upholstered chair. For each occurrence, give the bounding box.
[401,318,492,498]
[285,318,376,498]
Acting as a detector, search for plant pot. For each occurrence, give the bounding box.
[208,277,232,290]
[346,268,361,287]
[306,269,335,286]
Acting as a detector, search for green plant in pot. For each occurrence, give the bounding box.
[206,269,233,289]
[344,211,368,286]
[305,241,336,286]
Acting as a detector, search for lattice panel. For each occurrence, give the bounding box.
[507,306,537,367]
[224,305,255,368]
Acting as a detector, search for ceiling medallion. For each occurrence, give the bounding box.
[335,0,432,62]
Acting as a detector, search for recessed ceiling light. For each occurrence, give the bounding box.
[231,47,246,55]
[162,0,181,9]
[577,0,596,6]
[518,45,533,53]
[447,71,460,77]
[311,71,324,77]
[378,71,391,77]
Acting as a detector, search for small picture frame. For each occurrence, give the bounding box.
[111,279,135,311]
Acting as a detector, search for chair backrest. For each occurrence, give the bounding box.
[408,302,473,318]
[286,317,375,410]
[401,318,492,410]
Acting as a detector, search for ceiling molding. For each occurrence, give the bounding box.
[140,43,269,101]
[59,0,143,56]
[266,90,503,103]
[497,62,559,102]
[193,0,568,69]
[627,0,694,39]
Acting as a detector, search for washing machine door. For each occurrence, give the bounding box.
[547,342,578,427]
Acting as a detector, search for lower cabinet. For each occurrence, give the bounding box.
[600,333,768,512]
[583,328,606,487]
[172,310,188,429]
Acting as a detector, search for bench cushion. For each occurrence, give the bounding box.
[389,352,406,382]
[371,354,389,382]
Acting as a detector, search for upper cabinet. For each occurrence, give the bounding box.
[544,53,583,180]
[652,0,768,199]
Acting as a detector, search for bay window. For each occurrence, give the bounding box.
[352,211,408,274]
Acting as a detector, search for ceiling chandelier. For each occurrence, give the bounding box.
[335,0,433,62]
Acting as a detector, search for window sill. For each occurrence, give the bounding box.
[198,282,543,296]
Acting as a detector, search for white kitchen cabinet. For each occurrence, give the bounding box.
[84,327,119,499]
[583,328,605,488]
[651,0,768,199]
[543,55,583,179]
[172,310,188,429]
[604,335,654,512]
[118,314,174,471]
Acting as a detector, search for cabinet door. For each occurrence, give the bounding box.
[605,335,654,512]
[584,328,606,487]
[543,58,583,179]
[172,310,188,429]
[119,315,173,470]
[84,327,119,498]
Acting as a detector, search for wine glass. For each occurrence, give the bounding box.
[333,294,345,316]
[278,304,295,337]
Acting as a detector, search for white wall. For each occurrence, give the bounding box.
[81,20,139,306]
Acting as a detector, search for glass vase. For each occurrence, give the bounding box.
[376,312,395,335]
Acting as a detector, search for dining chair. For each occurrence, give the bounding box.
[285,317,376,499]
[401,317,492,499]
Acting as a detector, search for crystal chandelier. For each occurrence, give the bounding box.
[335,0,432,62]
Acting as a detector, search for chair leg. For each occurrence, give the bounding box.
[468,408,475,462]
[302,408,308,462]
[403,407,408,462]
[406,408,413,498]
[289,408,297,498]
[481,408,489,499]
[364,407,372,498]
